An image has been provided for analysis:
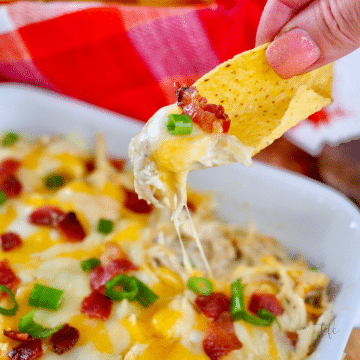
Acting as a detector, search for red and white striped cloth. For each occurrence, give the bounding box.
[0,0,359,155]
[0,0,265,122]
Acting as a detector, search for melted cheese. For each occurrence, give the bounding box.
[0,134,332,360]
[129,104,254,277]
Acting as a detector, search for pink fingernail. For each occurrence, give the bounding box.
[266,29,321,78]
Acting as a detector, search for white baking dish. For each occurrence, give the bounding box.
[1,83,360,360]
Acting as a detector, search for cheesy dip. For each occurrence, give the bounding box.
[0,132,333,360]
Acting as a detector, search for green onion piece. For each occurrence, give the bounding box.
[28,284,64,310]
[0,190,7,206]
[44,174,65,189]
[81,257,100,272]
[18,309,64,338]
[166,114,193,136]
[230,278,277,327]
[310,266,318,272]
[257,309,282,330]
[105,274,139,301]
[187,277,213,296]
[133,277,159,307]
[230,278,246,321]
[105,275,159,307]
[0,285,19,316]
[2,132,19,147]
[97,219,114,235]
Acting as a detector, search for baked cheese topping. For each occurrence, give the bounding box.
[129,104,253,219]
[0,132,332,360]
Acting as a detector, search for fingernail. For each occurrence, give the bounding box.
[266,29,321,78]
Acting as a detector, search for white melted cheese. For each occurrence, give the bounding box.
[34,258,91,327]
[129,103,253,216]
[55,188,120,227]
[41,343,120,360]
[4,201,39,238]
[129,104,254,277]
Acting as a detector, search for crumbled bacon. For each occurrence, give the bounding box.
[57,212,86,242]
[0,260,20,297]
[81,291,112,320]
[85,159,96,174]
[1,232,22,252]
[186,200,196,213]
[124,188,153,214]
[7,339,43,360]
[195,292,231,320]
[176,84,230,134]
[90,259,138,292]
[3,330,32,342]
[248,293,284,316]
[0,174,22,198]
[29,206,66,227]
[110,158,126,172]
[0,158,21,180]
[90,243,138,292]
[203,312,242,360]
[285,331,299,348]
[50,324,80,355]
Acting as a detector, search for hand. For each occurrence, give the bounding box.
[256,0,360,78]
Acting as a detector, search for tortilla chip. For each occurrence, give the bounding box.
[194,43,333,154]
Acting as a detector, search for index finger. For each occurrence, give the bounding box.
[256,0,314,46]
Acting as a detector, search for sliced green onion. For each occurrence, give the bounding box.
[81,257,100,272]
[28,284,64,310]
[230,278,278,327]
[257,309,282,329]
[0,190,7,206]
[187,277,213,296]
[44,174,65,189]
[230,278,246,321]
[97,219,114,235]
[105,274,159,307]
[2,132,19,147]
[105,274,139,302]
[310,266,318,272]
[0,285,19,316]
[133,277,159,307]
[18,309,64,338]
[166,114,193,136]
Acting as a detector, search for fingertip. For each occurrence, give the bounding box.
[265,29,321,78]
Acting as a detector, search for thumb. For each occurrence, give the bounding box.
[265,0,360,78]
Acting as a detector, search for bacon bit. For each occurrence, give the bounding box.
[3,330,32,342]
[1,232,22,252]
[0,158,21,181]
[90,259,138,292]
[195,292,231,320]
[29,206,66,227]
[57,212,86,242]
[7,339,43,360]
[110,158,126,171]
[50,324,80,355]
[285,331,299,348]
[0,174,22,198]
[203,312,242,360]
[176,84,230,134]
[81,291,112,320]
[91,243,138,292]
[0,260,20,297]
[248,293,284,316]
[85,159,96,174]
[186,200,196,213]
[124,189,153,214]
